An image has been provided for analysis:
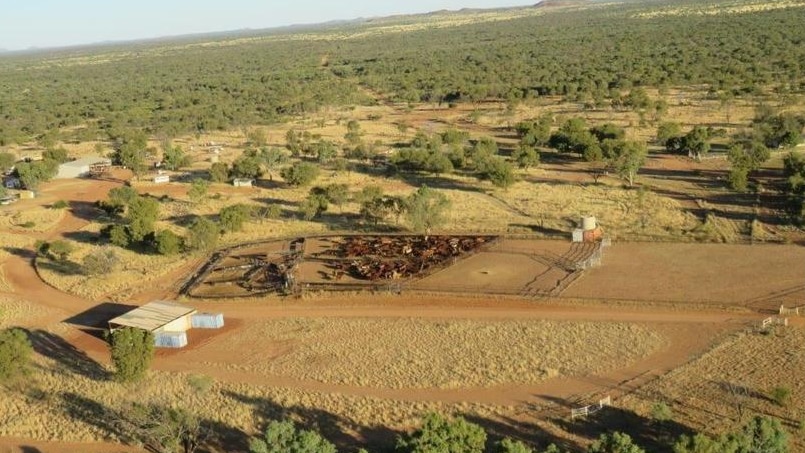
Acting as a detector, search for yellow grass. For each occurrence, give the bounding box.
[0,205,65,233]
[215,318,665,389]
[502,179,700,240]
[35,223,188,300]
[619,326,805,450]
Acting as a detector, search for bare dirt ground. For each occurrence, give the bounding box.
[564,242,805,310]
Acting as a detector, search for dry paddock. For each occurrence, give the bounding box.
[563,242,805,309]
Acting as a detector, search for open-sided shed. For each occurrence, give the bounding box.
[108,301,197,334]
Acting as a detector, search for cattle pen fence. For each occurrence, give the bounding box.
[571,395,612,419]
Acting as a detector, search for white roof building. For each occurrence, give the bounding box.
[108,301,197,333]
[56,156,112,179]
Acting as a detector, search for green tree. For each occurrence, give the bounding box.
[209,162,230,183]
[162,145,192,170]
[187,179,210,204]
[672,433,727,453]
[231,153,264,179]
[126,196,161,242]
[476,157,516,188]
[281,162,320,187]
[513,144,540,169]
[397,413,487,453]
[314,140,337,163]
[405,186,450,233]
[82,248,120,275]
[113,132,148,179]
[48,239,74,262]
[186,217,219,251]
[219,204,253,232]
[258,147,288,181]
[682,126,710,160]
[249,420,336,453]
[732,416,789,453]
[498,438,533,453]
[154,230,182,255]
[516,114,552,147]
[651,402,673,424]
[300,191,329,220]
[609,141,648,187]
[323,183,350,211]
[43,147,70,163]
[657,122,682,145]
[0,152,16,173]
[108,224,131,248]
[109,327,155,382]
[0,328,34,382]
[588,432,645,453]
[15,159,59,190]
[105,186,139,214]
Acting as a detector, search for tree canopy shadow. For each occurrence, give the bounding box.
[551,405,695,453]
[23,329,110,381]
[222,390,400,452]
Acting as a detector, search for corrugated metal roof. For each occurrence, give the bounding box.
[59,156,111,168]
[108,301,196,332]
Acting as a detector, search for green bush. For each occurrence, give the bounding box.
[770,386,791,407]
[51,200,69,209]
[154,229,182,255]
[0,328,34,382]
[109,327,154,383]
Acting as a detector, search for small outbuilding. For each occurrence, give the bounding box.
[108,301,224,349]
[153,174,170,184]
[233,178,253,188]
[57,156,112,179]
[108,301,196,334]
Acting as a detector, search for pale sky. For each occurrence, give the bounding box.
[0,0,534,51]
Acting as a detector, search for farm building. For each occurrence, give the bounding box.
[233,178,253,187]
[153,174,170,184]
[107,301,224,348]
[56,156,112,179]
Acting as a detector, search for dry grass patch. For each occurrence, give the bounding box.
[0,355,507,444]
[36,227,188,300]
[503,180,700,240]
[0,206,65,233]
[208,318,665,389]
[620,326,805,448]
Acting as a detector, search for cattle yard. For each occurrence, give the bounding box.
[182,235,605,299]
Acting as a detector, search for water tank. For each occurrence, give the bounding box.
[582,216,597,231]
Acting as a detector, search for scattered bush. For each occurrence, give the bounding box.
[81,248,121,276]
[51,200,69,209]
[281,162,320,187]
[770,386,791,407]
[397,413,487,453]
[0,328,33,382]
[154,229,182,255]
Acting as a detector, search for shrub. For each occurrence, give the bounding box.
[48,240,74,261]
[51,200,69,209]
[154,229,182,255]
[249,420,336,453]
[397,413,486,453]
[82,248,120,276]
[186,374,214,394]
[0,328,34,382]
[219,204,254,233]
[109,327,154,382]
[186,217,219,251]
[770,386,791,407]
[650,402,673,423]
[281,162,320,187]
